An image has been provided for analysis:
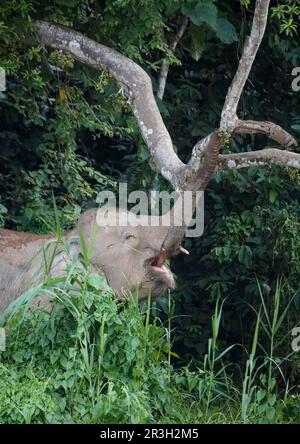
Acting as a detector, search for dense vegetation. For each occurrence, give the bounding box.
[0,0,300,423]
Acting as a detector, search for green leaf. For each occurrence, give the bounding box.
[257,389,266,403]
[215,17,238,44]
[182,1,218,29]
[190,25,206,61]
[223,246,232,258]
[166,2,181,15]
[268,190,278,204]
[291,124,300,133]
[0,203,8,215]
[138,142,150,161]
[266,407,276,421]
[268,393,277,407]
[88,273,106,290]
[238,245,253,268]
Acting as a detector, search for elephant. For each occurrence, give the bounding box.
[0,205,190,313]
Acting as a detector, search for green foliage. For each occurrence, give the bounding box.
[182,1,218,28]
[1,262,299,423]
[272,1,300,36]
[0,365,63,423]
[181,1,238,45]
[0,261,173,423]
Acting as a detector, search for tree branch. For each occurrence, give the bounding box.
[33,6,298,203]
[187,1,274,190]
[182,131,221,190]
[191,0,296,188]
[35,20,185,190]
[218,149,300,171]
[157,17,189,101]
[218,0,296,148]
[233,119,297,148]
[220,0,271,131]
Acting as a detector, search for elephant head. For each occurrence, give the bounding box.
[74,206,183,300]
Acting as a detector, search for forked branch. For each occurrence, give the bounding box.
[192,0,297,186]
[33,0,297,202]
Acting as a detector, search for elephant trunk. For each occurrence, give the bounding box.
[159,131,221,258]
[159,191,199,258]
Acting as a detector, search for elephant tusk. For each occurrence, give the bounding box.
[179,246,189,255]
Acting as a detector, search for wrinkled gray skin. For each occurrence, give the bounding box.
[0,207,177,312]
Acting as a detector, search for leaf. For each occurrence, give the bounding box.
[238,245,253,268]
[182,3,237,45]
[223,246,232,258]
[165,2,181,15]
[139,143,150,161]
[268,393,277,407]
[0,203,7,214]
[170,351,180,358]
[257,389,266,403]
[88,274,106,290]
[215,17,238,44]
[190,25,206,61]
[268,190,278,204]
[182,1,218,29]
[291,124,300,133]
[266,407,276,421]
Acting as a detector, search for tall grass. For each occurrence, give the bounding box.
[240,279,298,423]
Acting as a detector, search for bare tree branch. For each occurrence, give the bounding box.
[34,20,220,194]
[218,148,300,171]
[220,0,271,131]
[35,20,185,190]
[233,119,297,148]
[157,17,189,101]
[189,1,274,179]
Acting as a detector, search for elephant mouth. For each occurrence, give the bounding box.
[150,262,174,285]
[144,253,176,292]
[142,245,189,297]
[151,253,167,268]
